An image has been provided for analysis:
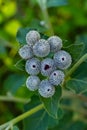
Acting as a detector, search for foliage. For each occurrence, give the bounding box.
[0,0,87,130]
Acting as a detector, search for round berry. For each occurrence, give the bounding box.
[18,45,33,59]
[54,50,72,69]
[41,58,56,76]
[39,80,55,98]
[25,58,41,75]
[26,30,40,46]
[47,36,62,52]
[49,70,65,86]
[26,76,40,91]
[33,39,50,57]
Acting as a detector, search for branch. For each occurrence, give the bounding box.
[0,104,44,130]
[0,95,30,103]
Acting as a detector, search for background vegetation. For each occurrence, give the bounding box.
[0,0,87,130]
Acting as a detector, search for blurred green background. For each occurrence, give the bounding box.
[0,0,87,129]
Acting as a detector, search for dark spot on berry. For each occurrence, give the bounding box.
[33,65,36,68]
[54,73,56,76]
[47,89,50,91]
[62,57,64,61]
[44,64,51,70]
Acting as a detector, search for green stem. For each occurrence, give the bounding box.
[1,102,87,129]
[42,8,54,35]
[37,0,54,35]
[0,96,29,103]
[0,104,44,130]
[66,53,87,79]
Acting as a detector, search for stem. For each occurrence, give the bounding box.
[42,8,54,35]
[37,0,54,35]
[66,53,87,79]
[0,96,29,103]
[0,102,87,129]
[0,104,44,130]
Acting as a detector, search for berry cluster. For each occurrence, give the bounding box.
[18,30,72,98]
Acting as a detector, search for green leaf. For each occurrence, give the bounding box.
[16,28,33,45]
[63,42,85,63]
[23,96,59,130]
[3,74,26,94]
[16,27,48,45]
[15,59,25,71]
[47,0,68,8]
[13,126,19,130]
[66,62,87,94]
[75,34,87,54]
[49,112,86,130]
[40,86,62,118]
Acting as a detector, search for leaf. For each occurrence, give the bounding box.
[75,34,87,54]
[3,74,26,94]
[15,59,25,71]
[66,62,87,94]
[50,114,86,130]
[16,28,32,45]
[23,96,59,130]
[40,86,62,118]
[16,27,48,45]
[13,126,19,130]
[46,0,68,8]
[63,42,85,63]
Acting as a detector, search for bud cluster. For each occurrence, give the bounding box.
[18,30,72,98]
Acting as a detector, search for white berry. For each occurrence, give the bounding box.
[26,30,40,46]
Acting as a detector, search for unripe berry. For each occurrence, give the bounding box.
[49,70,65,86]
[54,50,72,70]
[41,58,56,77]
[25,58,41,75]
[18,45,33,59]
[47,36,62,52]
[38,80,55,98]
[26,30,40,46]
[33,39,50,57]
[26,76,40,91]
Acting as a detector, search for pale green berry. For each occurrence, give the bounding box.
[39,80,55,98]
[33,39,50,57]
[25,58,41,75]
[19,45,33,59]
[26,30,40,46]
[54,50,72,69]
[26,76,40,91]
[47,36,62,52]
[49,70,65,86]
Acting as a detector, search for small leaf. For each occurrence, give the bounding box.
[15,59,25,71]
[13,126,19,130]
[23,96,59,130]
[66,62,87,94]
[3,74,26,94]
[63,42,85,63]
[49,112,85,130]
[16,27,48,45]
[47,0,68,8]
[76,34,87,54]
[16,28,32,45]
[40,86,62,118]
